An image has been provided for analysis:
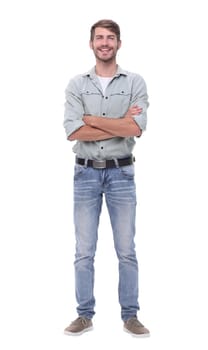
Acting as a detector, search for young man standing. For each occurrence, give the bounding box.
[63,19,150,337]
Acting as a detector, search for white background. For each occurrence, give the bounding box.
[0,0,208,349]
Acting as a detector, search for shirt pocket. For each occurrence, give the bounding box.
[81,90,102,115]
[108,90,132,116]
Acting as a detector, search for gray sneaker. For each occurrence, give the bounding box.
[124,317,150,337]
[64,317,93,336]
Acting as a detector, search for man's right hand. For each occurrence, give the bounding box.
[124,105,142,118]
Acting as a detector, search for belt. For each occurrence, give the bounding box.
[76,156,135,169]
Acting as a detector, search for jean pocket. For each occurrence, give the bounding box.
[74,164,85,179]
[119,165,135,179]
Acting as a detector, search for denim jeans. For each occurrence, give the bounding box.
[73,163,139,321]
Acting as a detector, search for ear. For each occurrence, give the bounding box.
[118,40,122,50]
[89,40,93,49]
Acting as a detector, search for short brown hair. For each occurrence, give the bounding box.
[90,19,121,41]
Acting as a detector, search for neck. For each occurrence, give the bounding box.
[95,61,117,77]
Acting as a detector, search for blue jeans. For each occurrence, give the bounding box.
[73,164,139,321]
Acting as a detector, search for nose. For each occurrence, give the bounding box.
[101,37,108,46]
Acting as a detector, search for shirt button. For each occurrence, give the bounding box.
[102,113,105,116]
[105,96,108,99]
[101,147,103,149]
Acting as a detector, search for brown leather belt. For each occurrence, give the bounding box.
[76,156,135,169]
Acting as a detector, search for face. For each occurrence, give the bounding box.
[90,27,121,63]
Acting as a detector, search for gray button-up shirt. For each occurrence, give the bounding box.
[63,66,149,160]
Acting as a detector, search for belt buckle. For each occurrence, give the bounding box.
[92,160,106,169]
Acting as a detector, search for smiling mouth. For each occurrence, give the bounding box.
[99,48,112,53]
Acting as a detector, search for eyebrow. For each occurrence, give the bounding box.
[95,34,116,39]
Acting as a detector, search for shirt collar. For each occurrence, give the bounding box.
[83,65,128,78]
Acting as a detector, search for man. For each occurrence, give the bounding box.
[63,19,150,337]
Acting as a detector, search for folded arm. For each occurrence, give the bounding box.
[83,111,142,138]
[68,106,142,141]
[68,125,114,141]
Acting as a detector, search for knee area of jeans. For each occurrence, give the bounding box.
[75,252,95,264]
[117,252,138,264]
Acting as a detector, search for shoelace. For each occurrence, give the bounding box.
[72,317,88,326]
[127,317,144,327]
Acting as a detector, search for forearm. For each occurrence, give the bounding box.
[68,125,114,141]
[84,116,142,137]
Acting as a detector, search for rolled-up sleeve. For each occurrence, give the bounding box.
[63,79,85,138]
[132,75,149,131]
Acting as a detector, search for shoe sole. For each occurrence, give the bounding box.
[64,326,93,336]
[123,327,150,338]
